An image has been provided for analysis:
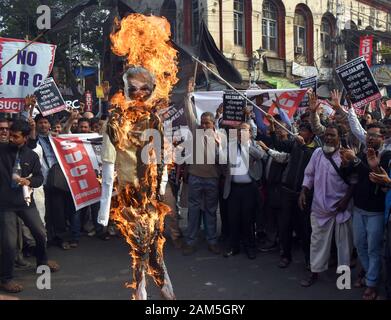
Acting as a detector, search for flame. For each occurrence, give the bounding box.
[108,13,178,299]
[110,13,178,109]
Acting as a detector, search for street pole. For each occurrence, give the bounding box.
[98,61,102,117]
[79,15,83,93]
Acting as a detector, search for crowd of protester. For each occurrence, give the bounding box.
[1,84,391,301]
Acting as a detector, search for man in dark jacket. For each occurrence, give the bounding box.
[0,120,59,293]
[271,121,321,269]
[341,122,391,300]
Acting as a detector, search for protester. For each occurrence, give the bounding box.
[299,124,354,287]
[0,119,9,143]
[0,120,60,293]
[222,123,264,259]
[269,110,321,269]
[30,114,75,250]
[340,122,391,300]
[77,117,91,133]
[182,79,225,256]
[368,167,391,300]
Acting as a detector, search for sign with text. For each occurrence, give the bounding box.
[359,35,373,67]
[299,76,317,108]
[336,56,381,115]
[0,37,56,113]
[50,133,102,211]
[159,104,188,134]
[85,91,93,112]
[222,90,246,127]
[34,77,66,116]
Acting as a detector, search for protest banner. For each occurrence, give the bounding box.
[85,90,93,112]
[336,56,381,116]
[359,35,374,67]
[192,88,307,123]
[299,76,317,109]
[34,77,67,116]
[159,104,188,134]
[50,133,102,211]
[222,90,246,126]
[0,37,56,113]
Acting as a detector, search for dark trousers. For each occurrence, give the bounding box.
[44,186,74,243]
[0,207,48,283]
[77,202,102,235]
[227,182,257,250]
[263,184,282,243]
[279,187,312,263]
[218,177,229,239]
[386,219,391,300]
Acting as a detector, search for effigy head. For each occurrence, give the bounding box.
[123,66,156,103]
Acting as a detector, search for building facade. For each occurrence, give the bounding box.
[125,0,391,87]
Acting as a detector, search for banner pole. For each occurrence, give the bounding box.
[191,56,295,136]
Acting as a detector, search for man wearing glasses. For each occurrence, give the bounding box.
[0,119,9,144]
[341,122,391,300]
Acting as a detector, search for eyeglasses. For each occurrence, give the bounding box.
[0,127,9,131]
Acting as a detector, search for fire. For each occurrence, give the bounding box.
[107,13,178,299]
[110,14,178,109]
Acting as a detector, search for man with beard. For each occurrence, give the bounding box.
[340,122,391,300]
[0,120,59,293]
[299,123,354,287]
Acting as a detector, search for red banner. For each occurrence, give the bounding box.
[267,90,307,119]
[85,91,93,112]
[50,134,102,211]
[359,35,373,67]
[0,98,23,113]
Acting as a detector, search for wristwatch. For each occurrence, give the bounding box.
[352,157,361,167]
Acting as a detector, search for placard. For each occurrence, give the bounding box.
[34,77,66,116]
[336,56,381,115]
[222,90,246,127]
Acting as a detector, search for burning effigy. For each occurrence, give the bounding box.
[97,14,178,300]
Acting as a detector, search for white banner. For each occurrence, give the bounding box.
[192,88,308,122]
[0,37,56,113]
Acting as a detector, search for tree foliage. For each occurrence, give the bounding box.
[0,0,111,93]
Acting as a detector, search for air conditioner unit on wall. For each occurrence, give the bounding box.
[295,46,304,54]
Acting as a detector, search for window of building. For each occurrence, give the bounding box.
[262,0,277,52]
[234,0,245,46]
[369,8,375,28]
[191,0,199,46]
[320,17,333,66]
[294,13,306,58]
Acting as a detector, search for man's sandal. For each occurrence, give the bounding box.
[0,281,24,293]
[354,277,366,288]
[363,287,378,300]
[47,260,60,272]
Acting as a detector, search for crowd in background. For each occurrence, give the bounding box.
[1,86,391,301]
